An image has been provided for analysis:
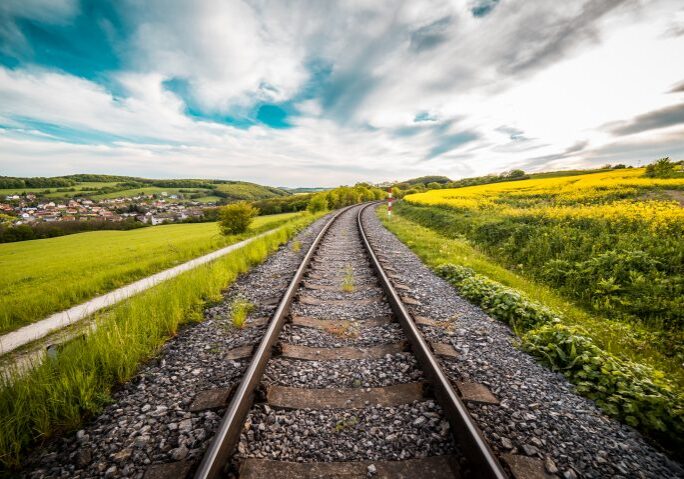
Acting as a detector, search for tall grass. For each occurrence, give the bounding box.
[0,212,301,333]
[378,207,684,387]
[0,213,317,469]
[379,207,684,452]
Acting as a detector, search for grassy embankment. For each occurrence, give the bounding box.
[0,211,321,469]
[0,212,300,334]
[1,178,289,202]
[380,167,684,452]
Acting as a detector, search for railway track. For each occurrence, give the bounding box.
[191,203,507,478]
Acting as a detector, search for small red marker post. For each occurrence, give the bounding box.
[387,187,394,218]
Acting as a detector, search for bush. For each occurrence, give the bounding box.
[219,202,259,235]
[436,264,560,332]
[522,324,684,451]
[437,262,684,451]
[644,157,676,178]
[307,194,329,213]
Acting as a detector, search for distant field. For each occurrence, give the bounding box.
[389,167,684,450]
[90,186,189,199]
[195,195,222,203]
[404,168,684,328]
[1,178,290,202]
[0,212,301,333]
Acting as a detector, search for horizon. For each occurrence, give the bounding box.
[1,1,683,187]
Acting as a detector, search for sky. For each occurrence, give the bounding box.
[0,0,683,187]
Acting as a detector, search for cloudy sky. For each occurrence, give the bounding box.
[1,0,683,186]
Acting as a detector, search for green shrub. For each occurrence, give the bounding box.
[437,262,684,452]
[436,264,560,332]
[219,201,259,235]
[307,194,329,213]
[522,324,684,451]
[644,157,676,178]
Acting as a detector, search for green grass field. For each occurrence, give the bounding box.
[0,212,300,333]
[1,178,290,202]
[90,186,189,199]
[0,212,320,469]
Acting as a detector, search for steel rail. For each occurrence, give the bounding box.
[357,203,507,479]
[194,205,355,479]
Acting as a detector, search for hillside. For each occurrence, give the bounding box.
[0,175,290,203]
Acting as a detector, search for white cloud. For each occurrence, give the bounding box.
[1,0,683,185]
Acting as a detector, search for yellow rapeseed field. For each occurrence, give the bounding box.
[406,168,684,232]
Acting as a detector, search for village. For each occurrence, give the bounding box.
[0,192,210,226]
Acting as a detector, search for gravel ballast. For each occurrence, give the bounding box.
[235,205,458,467]
[361,206,683,479]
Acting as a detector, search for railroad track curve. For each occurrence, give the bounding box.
[193,203,506,479]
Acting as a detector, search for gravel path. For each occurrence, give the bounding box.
[361,206,684,479]
[20,214,331,479]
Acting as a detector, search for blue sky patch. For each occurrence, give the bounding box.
[471,0,501,17]
[426,132,478,159]
[256,104,291,128]
[2,2,124,80]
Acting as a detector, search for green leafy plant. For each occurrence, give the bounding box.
[341,265,355,293]
[219,201,259,235]
[437,262,684,452]
[522,324,684,451]
[230,297,254,328]
[436,264,560,332]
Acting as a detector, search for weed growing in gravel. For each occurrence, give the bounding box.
[334,415,359,432]
[327,322,359,339]
[230,297,255,328]
[291,240,302,252]
[0,212,321,469]
[341,265,355,293]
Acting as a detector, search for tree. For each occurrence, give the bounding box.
[644,157,675,178]
[219,201,258,235]
[307,194,328,213]
[502,169,526,179]
[0,214,15,227]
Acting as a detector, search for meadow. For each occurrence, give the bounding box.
[388,167,684,450]
[0,212,300,333]
[0,212,320,468]
[1,176,289,203]
[403,168,684,338]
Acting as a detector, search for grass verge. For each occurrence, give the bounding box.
[378,207,683,386]
[0,212,301,333]
[378,206,683,453]
[0,212,319,469]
